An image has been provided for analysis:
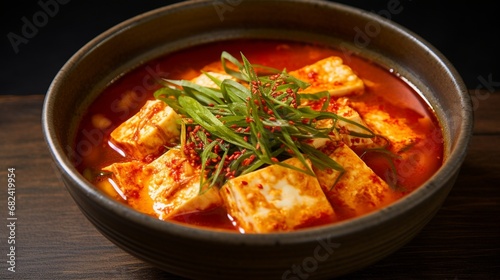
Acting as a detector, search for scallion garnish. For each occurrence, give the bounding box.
[154,52,376,192]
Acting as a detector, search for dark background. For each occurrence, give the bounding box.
[1,0,498,95]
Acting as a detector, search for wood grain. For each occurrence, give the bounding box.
[0,91,498,279]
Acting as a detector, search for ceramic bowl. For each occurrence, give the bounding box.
[42,0,473,279]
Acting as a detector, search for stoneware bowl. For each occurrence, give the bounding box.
[42,0,473,279]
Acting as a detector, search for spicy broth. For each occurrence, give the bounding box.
[74,39,443,230]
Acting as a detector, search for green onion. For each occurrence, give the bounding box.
[154,52,377,191]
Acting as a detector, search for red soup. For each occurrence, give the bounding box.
[73,39,443,233]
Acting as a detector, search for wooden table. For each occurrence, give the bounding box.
[1,91,499,279]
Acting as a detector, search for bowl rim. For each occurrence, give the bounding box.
[42,0,473,245]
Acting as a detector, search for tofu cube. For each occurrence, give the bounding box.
[110,99,180,160]
[220,158,335,233]
[313,99,375,149]
[147,149,222,220]
[314,145,396,218]
[348,100,424,152]
[101,160,156,215]
[102,149,222,220]
[290,56,364,97]
[190,71,236,88]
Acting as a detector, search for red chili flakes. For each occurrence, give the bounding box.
[330,102,340,113]
[193,125,201,134]
[338,126,349,135]
[125,189,140,199]
[242,154,256,166]
[143,154,155,164]
[307,71,318,81]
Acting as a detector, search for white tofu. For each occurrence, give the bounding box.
[147,149,222,220]
[220,158,335,233]
[102,149,222,220]
[190,71,236,88]
[109,99,180,160]
[290,56,364,97]
[347,100,424,152]
[312,99,375,149]
[101,160,156,216]
[364,110,424,152]
[314,144,396,218]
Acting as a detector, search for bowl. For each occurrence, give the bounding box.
[42,0,473,279]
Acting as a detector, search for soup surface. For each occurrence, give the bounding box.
[74,39,443,233]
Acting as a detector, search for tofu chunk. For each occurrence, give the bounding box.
[364,109,426,152]
[313,99,376,149]
[347,100,425,152]
[102,149,222,220]
[220,158,335,233]
[101,160,156,215]
[147,149,222,220]
[314,145,396,218]
[110,99,180,160]
[190,71,236,88]
[290,56,364,97]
